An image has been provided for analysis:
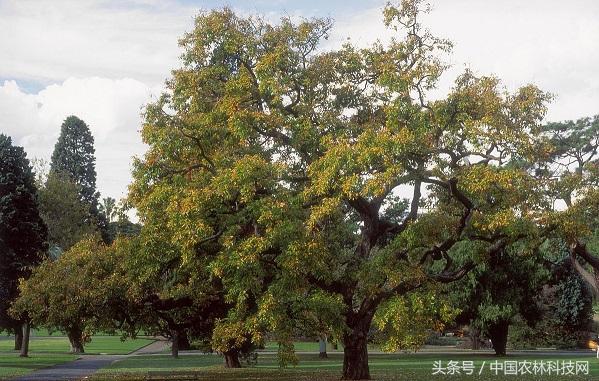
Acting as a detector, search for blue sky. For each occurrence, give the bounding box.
[1,0,598,204]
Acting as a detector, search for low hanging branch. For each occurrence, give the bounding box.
[569,240,599,297]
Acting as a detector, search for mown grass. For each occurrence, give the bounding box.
[0,353,77,379]
[259,337,460,352]
[93,352,599,380]
[0,335,154,354]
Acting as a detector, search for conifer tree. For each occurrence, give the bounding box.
[50,116,108,241]
[0,134,48,352]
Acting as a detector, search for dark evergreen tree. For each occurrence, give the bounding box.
[50,116,97,205]
[0,134,48,349]
[49,116,108,241]
[449,244,546,356]
[553,259,593,332]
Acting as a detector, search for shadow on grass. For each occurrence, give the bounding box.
[91,352,599,381]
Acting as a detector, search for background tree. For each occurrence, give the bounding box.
[135,2,550,379]
[11,236,128,354]
[50,115,108,241]
[100,198,141,242]
[51,116,98,206]
[449,243,547,355]
[38,171,98,256]
[508,254,594,349]
[539,115,599,296]
[99,197,117,223]
[0,134,48,354]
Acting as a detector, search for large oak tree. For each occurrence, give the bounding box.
[133,2,550,379]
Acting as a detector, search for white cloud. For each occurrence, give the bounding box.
[0,0,197,85]
[0,78,158,201]
[330,0,599,121]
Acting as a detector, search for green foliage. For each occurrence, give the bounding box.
[50,116,98,207]
[0,134,48,331]
[539,114,599,257]
[130,2,551,377]
[11,236,129,348]
[99,197,117,223]
[449,246,548,348]
[100,198,141,242]
[50,115,108,241]
[554,267,593,330]
[508,315,585,350]
[38,171,98,256]
[373,288,459,352]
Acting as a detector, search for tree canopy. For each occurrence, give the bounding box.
[50,115,108,242]
[132,2,551,378]
[11,236,127,353]
[50,116,98,206]
[38,171,98,256]
[537,115,599,295]
[0,134,47,336]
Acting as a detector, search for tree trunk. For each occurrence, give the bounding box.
[488,320,509,356]
[170,329,179,358]
[319,336,328,358]
[177,329,191,350]
[67,328,85,354]
[342,327,370,380]
[19,322,30,357]
[470,327,480,350]
[224,349,241,368]
[14,326,23,351]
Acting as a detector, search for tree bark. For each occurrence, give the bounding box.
[488,320,509,356]
[319,336,328,359]
[224,349,241,368]
[342,325,370,380]
[470,327,480,350]
[14,326,23,351]
[177,329,191,350]
[19,322,30,357]
[67,328,85,354]
[170,329,179,358]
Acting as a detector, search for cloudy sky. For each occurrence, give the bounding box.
[1,0,598,203]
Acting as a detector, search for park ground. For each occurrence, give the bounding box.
[2,333,599,380]
[0,330,153,379]
[93,352,599,381]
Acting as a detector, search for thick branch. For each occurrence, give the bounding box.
[571,240,599,270]
[570,241,599,297]
[431,261,475,283]
[429,235,512,283]
[144,295,194,311]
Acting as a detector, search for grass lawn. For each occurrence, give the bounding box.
[92,352,599,380]
[261,341,342,352]
[260,340,385,352]
[0,335,154,355]
[0,353,77,379]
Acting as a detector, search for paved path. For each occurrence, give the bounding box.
[11,355,125,381]
[9,337,164,381]
[130,337,169,355]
